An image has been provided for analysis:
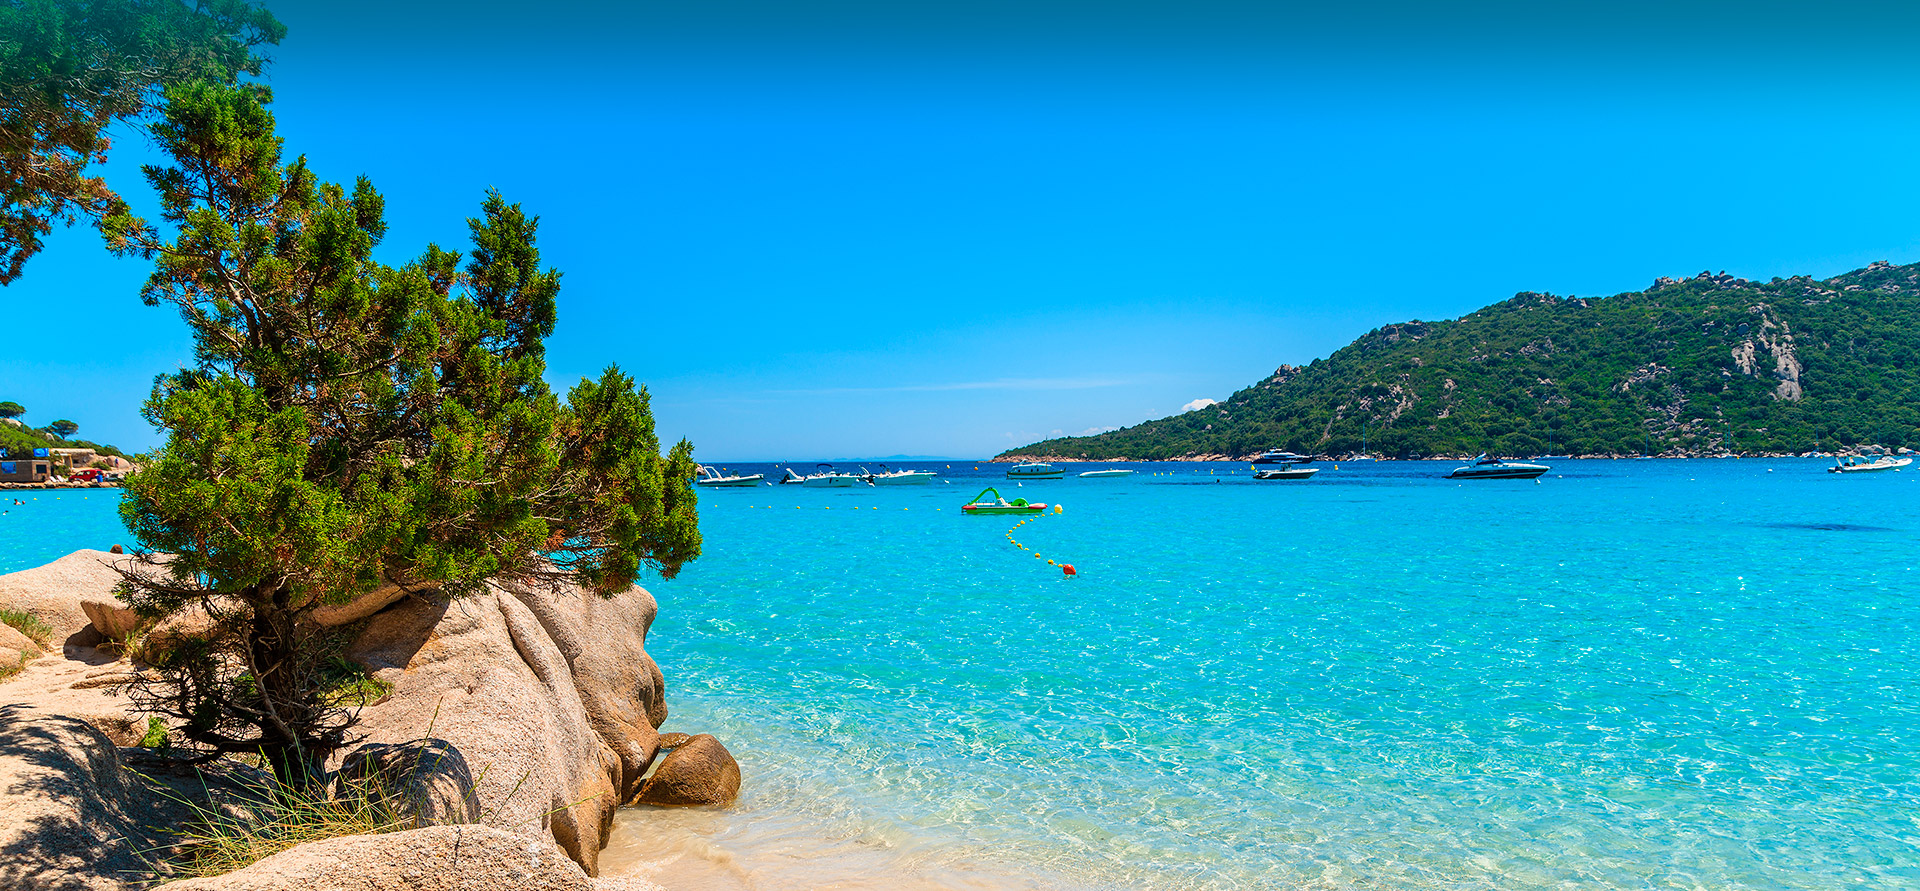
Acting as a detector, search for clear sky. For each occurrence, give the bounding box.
[9,1,1920,459]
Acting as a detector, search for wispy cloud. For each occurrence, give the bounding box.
[778,377,1130,396]
[1181,397,1220,412]
[1076,425,1120,436]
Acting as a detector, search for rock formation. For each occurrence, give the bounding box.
[0,550,740,888]
[151,825,594,891]
[632,733,741,807]
[336,577,676,875]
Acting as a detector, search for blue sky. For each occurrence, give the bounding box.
[9,1,1920,459]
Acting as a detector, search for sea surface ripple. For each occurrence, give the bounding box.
[9,460,1917,890]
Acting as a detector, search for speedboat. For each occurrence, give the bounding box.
[1252,449,1314,464]
[1253,466,1318,480]
[864,465,936,485]
[960,487,1048,515]
[1829,455,1913,474]
[1006,462,1064,479]
[695,465,764,487]
[1078,469,1134,478]
[782,464,863,487]
[1445,454,1550,480]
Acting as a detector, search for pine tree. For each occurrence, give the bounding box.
[0,0,283,283]
[105,81,700,784]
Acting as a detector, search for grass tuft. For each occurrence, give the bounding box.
[0,607,53,645]
[140,768,419,879]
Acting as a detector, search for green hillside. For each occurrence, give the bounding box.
[1003,261,1920,460]
[0,419,128,463]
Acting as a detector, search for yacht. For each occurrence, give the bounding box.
[1253,465,1318,480]
[1251,449,1314,464]
[1006,462,1065,479]
[695,465,764,487]
[1445,454,1550,480]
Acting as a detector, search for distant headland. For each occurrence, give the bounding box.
[1003,260,1920,461]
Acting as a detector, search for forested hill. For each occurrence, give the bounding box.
[1002,260,1920,460]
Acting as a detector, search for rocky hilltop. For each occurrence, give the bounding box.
[1003,260,1920,460]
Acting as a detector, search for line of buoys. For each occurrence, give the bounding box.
[1005,503,1075,576]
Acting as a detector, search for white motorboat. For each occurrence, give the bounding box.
[1252,449,1315,465]
[695,465,764,487]
[781,464,863,487]
[1829,455,1912,474]
[864,465,936,485]
[1078,469,1134,478]
[1006,462,1064,479]
[1445,454,1550,480]
[1253,466,1318,480]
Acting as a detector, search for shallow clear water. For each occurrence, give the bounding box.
[13,461,1920,889]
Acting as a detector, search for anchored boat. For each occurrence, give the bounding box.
[1078,469,1134,478]
[1445,454,1550,480]
[1253,465,1318,480]
[695,465,764,487]
[1829,455,1913,473]
[1006,462,1064,479]
[780,464,864,487]
[864,465,937,485]
[961,487,1049,515]
[1251,449,1315,465]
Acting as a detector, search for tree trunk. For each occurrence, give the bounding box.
[247,584,322,787]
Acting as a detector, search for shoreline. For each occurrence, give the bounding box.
[991,451,1888,463]
[0,481,123,490]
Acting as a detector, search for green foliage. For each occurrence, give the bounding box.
[106,81,699,785]
[44,418,76,438]
[0,0,283,283]
[0,606,53,645]
[1007,267,1920,459]
[139,716,170,749]
[0,401,22,419]
[319,656,393,708]
[0,421,125,461]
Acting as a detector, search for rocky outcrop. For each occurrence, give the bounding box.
[152,825,592,891]
[1,622,41,671]
[340,579,671,876]
[0,551,731,886]
[0,709,169,891]
[78,601,142,642]
[632,734,739,807]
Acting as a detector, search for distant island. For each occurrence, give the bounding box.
[1002,260,1920,460]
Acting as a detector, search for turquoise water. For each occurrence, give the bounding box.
[12,462,1920,889]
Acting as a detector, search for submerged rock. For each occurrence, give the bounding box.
[633,734,740,807]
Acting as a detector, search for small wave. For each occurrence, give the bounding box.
[1760,522,1899,533]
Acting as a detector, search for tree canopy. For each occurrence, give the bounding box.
[0,401,22,418]
[0,0,283,283]
[44,418,76,437]
[108,81,700,781]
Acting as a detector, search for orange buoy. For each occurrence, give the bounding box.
[1062,564,1077,577]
